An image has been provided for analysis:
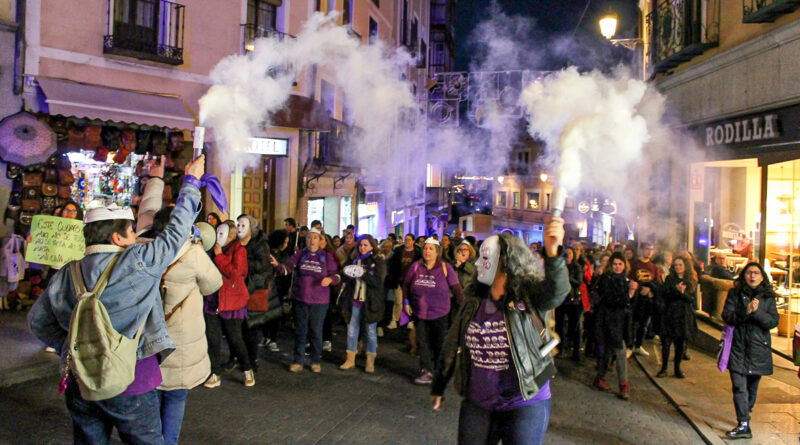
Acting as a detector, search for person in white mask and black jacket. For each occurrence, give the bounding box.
[431,218,568,445]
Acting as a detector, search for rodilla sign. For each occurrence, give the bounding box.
[692,104,800,150]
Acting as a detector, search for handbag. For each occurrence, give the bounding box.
[247,286,271,312]
[22,199,41,211]
[58,185,71,199]
[792,323,800,366]
[59,169,75,185]
[42,183,58,197]
[22,172,43,187]
[19,211,34,225]
[718,324,734,372]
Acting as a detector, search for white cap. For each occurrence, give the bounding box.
[309,227,322,235]
[84,204,135,224]
[424,237,440,246]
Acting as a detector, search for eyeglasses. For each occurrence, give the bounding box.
[744,270,761,276]
[457,248,470,253]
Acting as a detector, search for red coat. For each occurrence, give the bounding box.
[214,240,249,312]
[580,258,592,312]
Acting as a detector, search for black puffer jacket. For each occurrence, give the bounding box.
[242,229,280,324]
[385,244,421,289]
[562,261,584,305]
[659,274,698,339]
[339,252,386,324]
[722,283,779,376]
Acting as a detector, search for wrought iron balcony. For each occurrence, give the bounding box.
[646,0,719,75]
[104,0,185,65]
[241,24,292,53]
[743,0,800,23]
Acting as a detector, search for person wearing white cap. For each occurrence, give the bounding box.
[402,237,464,385]
[271,227,341,373]
[28,155,206,445]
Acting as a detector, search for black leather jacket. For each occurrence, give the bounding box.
[432,249,569,400]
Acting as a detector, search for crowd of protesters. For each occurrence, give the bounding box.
[23,155,783,444]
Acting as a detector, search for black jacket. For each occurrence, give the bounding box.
[722,283,779,376]
[562,261,584,306]
[385,244,421,289]
[339,253,387,324]
[432,249,570,400]
[659,274,698,339]
[243,229,272,294]
[453,260,477,297]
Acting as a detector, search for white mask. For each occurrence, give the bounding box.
[216,224,230,247]
[475,236,501,285]
[236,217,250,240]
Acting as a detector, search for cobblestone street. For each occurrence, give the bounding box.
[0,328,702,445]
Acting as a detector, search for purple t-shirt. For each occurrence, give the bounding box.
[466,298,551,411]
[278,249,340,305]
[119,355,163,396]
[404,261,459,320]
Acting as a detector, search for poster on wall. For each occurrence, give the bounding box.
[25,215,85,268]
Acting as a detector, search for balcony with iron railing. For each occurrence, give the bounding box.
[742,0,800,23]
[241,24,292,53]
[104,0,184,65]
[646,0,719,75]
[313,120,355,168]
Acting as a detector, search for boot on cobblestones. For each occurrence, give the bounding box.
[244,369,255,387]
[365,352,377,373]
[618,381,630,400]
[340,350,357,370]
[656,368,668,378]
[289,363,303,373]
[203,373,221,389]
[593,376,610,392]
[311,363,322,373]
[725,422,752,439]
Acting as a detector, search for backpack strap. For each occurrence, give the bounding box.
[70,255,121,300]
[441,262,447,278]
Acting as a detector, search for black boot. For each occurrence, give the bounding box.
[725,421,752,439]
[656,368,668,378]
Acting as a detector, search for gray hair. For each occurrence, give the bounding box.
[500,233,544,289]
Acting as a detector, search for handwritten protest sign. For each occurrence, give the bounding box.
[25,215,85,268]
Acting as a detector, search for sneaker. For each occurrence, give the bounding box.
[289,363,303,373]
[619,381,630,400]
[634,347,650,357]
[44,346,57,353]
[387,320,398,330]
[725,422,752,439]
[413,370,433,385]
[268,342,280,353]
[674,370,685,379]
[244,370,255,387]
[377,327,384,338]
[656,369,668,378]
[625,349,634,359]
[259,337,269,347]
[593,376,610,392]
[203,374,221,388]
[311,363,322,373]
[323,341,332,352]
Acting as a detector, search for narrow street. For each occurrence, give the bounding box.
[0,328,702,445]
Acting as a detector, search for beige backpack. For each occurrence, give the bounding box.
[64,255,145,401]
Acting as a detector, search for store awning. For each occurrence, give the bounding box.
[35,78,196,130]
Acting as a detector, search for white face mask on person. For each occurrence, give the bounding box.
[475,236,501,285]
[216,224,230,247]
[236,217,250,240]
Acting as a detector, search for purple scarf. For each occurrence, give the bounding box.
[200,174,228,214]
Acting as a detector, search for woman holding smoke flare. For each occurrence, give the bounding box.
[431,219,569,445]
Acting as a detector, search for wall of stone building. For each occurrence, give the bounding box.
[657,20,800,124]
[0,0,20,238]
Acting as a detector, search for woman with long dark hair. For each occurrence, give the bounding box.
[722,262,779,439]
[431,220,568,445]
[657,255,698,378]
[593,252,637,400]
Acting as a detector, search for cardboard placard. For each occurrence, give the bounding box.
[25,215,85,268]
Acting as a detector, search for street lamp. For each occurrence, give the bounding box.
[599,8,640,51]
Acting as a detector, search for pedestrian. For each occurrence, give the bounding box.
[629,242,661,357]
[403,238,464,385]
[204,220,254,388]
[593,252,637,400]
[206,212,221,228]
[336,229,357,267]
[147,206,222,445]
[263,229,291,353]
[657,255,698,379]
[709,252,735,280]
[283,217,303,254]
[332,235,342,249]
[431,219,569,445]
[452,240,477,300]
[272,228,340,373]
[338,235,386,373]
[722,262,779,439]
[385,234,422,330]
[28,155,206,444]
[441,234,455,264]
[555,246,584,361]
[320,233,340,352]
[236,214,273,373]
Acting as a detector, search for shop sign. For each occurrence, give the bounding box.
[692,104,800,149]
[577,201,590,214]
[246,137,288,156]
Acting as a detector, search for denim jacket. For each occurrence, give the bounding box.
[28,181,202,362]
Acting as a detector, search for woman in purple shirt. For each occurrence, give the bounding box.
[403,238,464,385]
[431,219,569,445]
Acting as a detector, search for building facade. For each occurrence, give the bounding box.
[0,0,22,238]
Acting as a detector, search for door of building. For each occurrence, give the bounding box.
[242,159,265,227]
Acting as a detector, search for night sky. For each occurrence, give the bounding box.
[454,0,639,72]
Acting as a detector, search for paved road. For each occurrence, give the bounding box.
[0,328,703,445]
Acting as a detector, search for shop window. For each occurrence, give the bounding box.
[321,80,335,117]
[308,198,324,227]
[527,192,539,210]
[496,191,507,207]
[512,191,520,208]
[369,17,378,44]
[340,196,352,233]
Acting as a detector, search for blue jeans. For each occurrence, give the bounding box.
[65,381,164,445]
[457,397,551,445]
[346,305,378,354]
[157,389,188,445]
[293,301,328,365]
